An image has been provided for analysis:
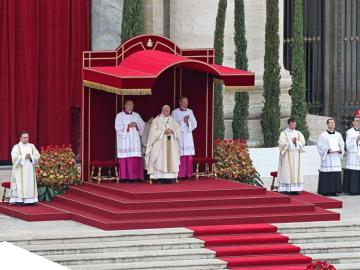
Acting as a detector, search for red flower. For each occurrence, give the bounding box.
[307,261,336,270]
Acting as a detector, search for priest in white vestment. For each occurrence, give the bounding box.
[115,100,145,182]
[343,114,360,194]
[145,105,181,184]
[277,118,306,194]
[171,96,197,179]
[10,131,40,205]
[317,118,344,196]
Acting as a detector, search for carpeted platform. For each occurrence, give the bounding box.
[0,178,341,230]
[293,191,343,209]
[189,224,311,270]
[0,203,70,221]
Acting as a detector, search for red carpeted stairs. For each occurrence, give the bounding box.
[0,178,341,230]
[189,224,312,270]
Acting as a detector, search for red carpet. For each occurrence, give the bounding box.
[189,224,311,270]
[0,178,341,230]
[0,203,70,221]
[293,191,342,209]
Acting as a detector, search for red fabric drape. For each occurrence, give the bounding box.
[0,0,90,160]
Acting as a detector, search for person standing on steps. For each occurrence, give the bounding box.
[277,118,306,195]
[317,118,344,196]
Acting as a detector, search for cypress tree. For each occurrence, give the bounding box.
[213,0,227,140]
[260,0,281,147]
[121,0,144,42]
[232,0,249,140]
[290,0,310,141]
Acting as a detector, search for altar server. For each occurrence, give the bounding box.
[317,118,344,196]
[277,118,306,194]
[145,105,181,184]
[10,131,40,205]
[115,100,145,182]
[343,113,360,194]
[171,96,197,179]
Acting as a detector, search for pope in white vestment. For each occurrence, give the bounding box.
[277,119,306,194]
[317,119,344,195]
[10,132,40,204]
[115,100,145,181]
[343,116,360,194]
[145,105,181,184]
[171,97,197,179]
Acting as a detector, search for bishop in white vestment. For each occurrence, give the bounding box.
[171,97,197,179]
[317,119,344,195]
[343,116,360,194]
[277,118,306,194]
[145,105,181,184]
[10,132,40,205]
[115,100,145,182]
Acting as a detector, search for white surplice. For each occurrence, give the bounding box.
[10,142,40,204]
[145,115,181,179]
[317,131,344,172]
[277,128,306,192]
[171,108,197,156]
[346,127,360,170]
[115,111,145,158]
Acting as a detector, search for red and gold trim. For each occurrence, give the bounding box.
[83,80,151,95]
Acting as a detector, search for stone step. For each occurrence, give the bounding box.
[311,252,360,264]
[277,222,360,270]
[20,238,203,256]
[70,259,226,270]
[284,230,360,244]
[276,221,360,234]
[6,228,192,246]
[45,248,216,266]
[333,263,360,270]
[298,241,360,254]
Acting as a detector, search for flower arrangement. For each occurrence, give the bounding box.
[214,139,263,186]
[36,144,80,201]
[305,261,336,270]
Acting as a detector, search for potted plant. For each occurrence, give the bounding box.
[36,144,80,201]
[305,261,336,270]
[214,139,263,186]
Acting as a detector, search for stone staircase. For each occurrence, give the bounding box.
[277,220,360,270]
[8,228,226,270]
[6,221,360,270]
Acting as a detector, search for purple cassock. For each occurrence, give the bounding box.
[171,107,197,179]
[115,110,145,180]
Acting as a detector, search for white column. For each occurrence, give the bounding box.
[144,0,164,36]
[91,0,123,50]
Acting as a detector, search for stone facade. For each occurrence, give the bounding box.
[168,0,292,143]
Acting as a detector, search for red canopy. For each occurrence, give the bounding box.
[83,49,254,95]
[81,35,256,180]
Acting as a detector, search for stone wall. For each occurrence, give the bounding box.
[169,0,292,143]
